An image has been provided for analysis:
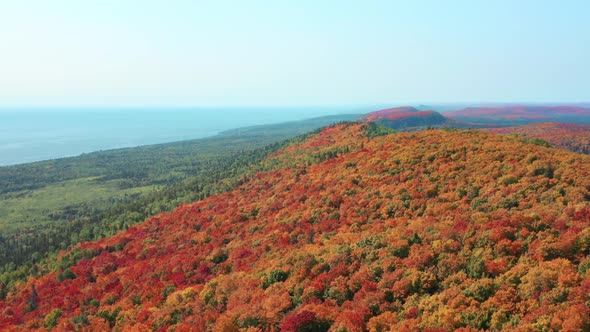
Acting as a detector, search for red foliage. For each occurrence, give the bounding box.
[447,106,590,120]
[360,107,439,122]
[280,310,320,332]
[1,123,590,331]
[485,122,590,154]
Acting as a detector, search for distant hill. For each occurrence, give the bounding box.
[361,105,590,130]
[2,123,589,331]
[359,106,460,130]
[485,122,590,154]
[445,105,590,125]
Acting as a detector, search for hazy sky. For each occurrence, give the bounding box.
[1,0,589,107]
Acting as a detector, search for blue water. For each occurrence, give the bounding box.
[0,107,367,166]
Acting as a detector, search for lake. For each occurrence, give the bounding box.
[0,107,369,166]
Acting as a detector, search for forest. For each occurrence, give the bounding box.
[1,122,589,331]
[485,122,590,155]
[0,114,358,294]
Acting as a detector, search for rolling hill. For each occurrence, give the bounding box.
[358,107,458,130]
[0,114,359,296]
[1,123,589,331]
[445,106,590,125]
[485,122,590,155]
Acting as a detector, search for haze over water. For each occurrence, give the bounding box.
[0,107,364,166]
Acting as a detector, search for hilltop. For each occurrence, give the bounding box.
[1,123,589,331]
[356,105,590,130]
[358,107,459,130]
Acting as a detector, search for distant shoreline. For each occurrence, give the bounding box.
[0,108,366,167]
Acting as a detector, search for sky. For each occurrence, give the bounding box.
[0,0,589,107]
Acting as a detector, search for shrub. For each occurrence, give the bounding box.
[45,308,62,329]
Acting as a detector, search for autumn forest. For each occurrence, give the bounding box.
[1,111,589,331]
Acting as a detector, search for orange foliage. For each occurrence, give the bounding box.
[1,123,589,331]
[485,122,590,154]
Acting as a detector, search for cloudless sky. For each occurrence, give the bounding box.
[1,0,589,107]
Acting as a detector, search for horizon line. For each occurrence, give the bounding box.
[1,101,589,110]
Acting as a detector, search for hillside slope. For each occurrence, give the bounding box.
[445,106,590,125]
[1,124,590,331]
[0,114,358,284]
[484,122,590,154]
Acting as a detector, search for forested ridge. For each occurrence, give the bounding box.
[485,122,590,155]
[1,123,589,331]
[0,115,357,297]
[444,106,590,125]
